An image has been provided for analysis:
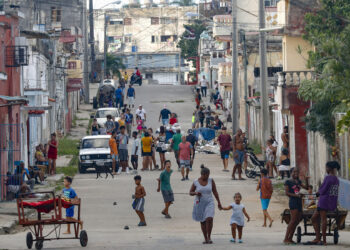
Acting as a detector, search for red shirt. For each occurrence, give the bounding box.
[217,134,232,152]
[136,70,141,76]
[169,117,177,125]
[179,142,192,161]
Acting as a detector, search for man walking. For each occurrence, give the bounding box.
[135,105,146,122]
[200,75,208,97]
[115,85,123,109]
[217,127,232,172]
[125,109,134,136]
[171,129,182,169]
[105,115,115,135]
[186,129,198,170]
[127,84,136,108]
[116,126,129,174]
[159,105,171,126]
[232,129,245,180]
[179,135,193,181]
[157,160,174,218]
[109,131,118,175]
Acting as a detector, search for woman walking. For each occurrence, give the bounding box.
[189,165,222,244]
[148,128,159,170]
[156,126,167,170]
[48,133,58,175]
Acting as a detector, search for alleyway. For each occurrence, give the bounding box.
[1,84,349,249]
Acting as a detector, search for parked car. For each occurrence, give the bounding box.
[92,107,120,128]
[93,80,116,109]
[78,135,112,173]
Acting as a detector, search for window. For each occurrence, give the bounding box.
[145,73,153,79]
[68,61,77,69]
[254,67,283,77]
[124,18,132,25]
[124,36,132,43]
[151,17,159,25]
[108,36,114,43]
[51,7,61,22]
[264,0,277,7]
[151,36,156,43]
[160,35,171,42]
[110,20,123,25]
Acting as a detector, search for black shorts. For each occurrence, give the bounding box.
[131,155,138,163]
[220,150,230,159]
[289,199,302,212]
[143,152,152,157]
[119,149,128,162]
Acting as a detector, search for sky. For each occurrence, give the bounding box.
[92,0,200,9]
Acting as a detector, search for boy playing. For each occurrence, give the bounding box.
[131,131,141,171]
[62,176,78,234]
[133,175,146,226]
[157,160,174,218]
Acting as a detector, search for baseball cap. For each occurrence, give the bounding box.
[188,129,193,134]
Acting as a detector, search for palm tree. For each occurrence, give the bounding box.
[106,53,126,79]
[171,0,196,6]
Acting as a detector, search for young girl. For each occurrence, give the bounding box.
[221,193,250,243]
[136,115,143,134]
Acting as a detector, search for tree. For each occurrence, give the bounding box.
[171,0,196,6]
[106,53,125,79]
[298,0,350,145]
[177,21,206,67]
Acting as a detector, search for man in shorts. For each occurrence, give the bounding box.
[127,84,136,108]
[186,129,198,170]
[178,135,193,181]
[157,160,174,218]
[232,129,245,180]
[116,126,129,174]
[171,129,182,169]
[217,127,232,172]
[109,131,118,175]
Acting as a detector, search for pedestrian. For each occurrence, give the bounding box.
[91,118,100,135]
[118,113,126,128]
[195,89,201,107]
[171,129,182,169]
[279,148,290,179]
[232,129,245,180]
[141,131,153,171]
[192,111,196,128]
[200,75,208,97]
[159,105,171,126]
[205,106,214,128]
[265,140,276,178]
[169,113,178,125]
[256,168,273,227]
[132,175,146,226]
[156,126,167,170]
[186,129,198,170]
[179,135,193,181]
[48,133,58,175]
[109,131,118,175]
[217,127,232,172]
[62,176,78,234]
[189,166,222,244]
[125,109,134,136]
[127,84,135,108]
[115,85,123,109]
[281,126,289,152]
[112,116,120,134]
[131,131,141,171]
[157,160,174,218]
[148,128,159,170]
[135,105,146,122]
[198,106,205,128]
[283,168,309,245]
[116,126,129,174]
[221,192,250,243]
[136,115,143,134]
[307,162,340,246]
[194,106,200,128]
[105,115,115,135]
[123,71,129,83]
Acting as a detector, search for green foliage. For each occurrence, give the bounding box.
[177,21,206,67]
[298,0,350,144]
[249,139,262,155]
[171,0,196,6]
[58,137,79,156]
[106,53,126,79]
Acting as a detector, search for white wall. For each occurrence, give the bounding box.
[153,72,178,85]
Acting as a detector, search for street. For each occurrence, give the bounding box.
[1,84,349,249]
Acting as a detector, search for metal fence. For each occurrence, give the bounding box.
[0,124,21,201]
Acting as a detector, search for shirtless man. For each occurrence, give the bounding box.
[281,126,289,151]
[232,129,245,180]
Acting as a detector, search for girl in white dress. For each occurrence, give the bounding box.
[221,192,250,243]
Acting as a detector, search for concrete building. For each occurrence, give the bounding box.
[94,6,197,85]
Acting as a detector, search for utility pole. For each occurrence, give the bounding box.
[231,0,239,135]
[103,13,108,81]
[83,0,89,103]
[259,0,269,144]
[89,0,95,78]
[240,30,249,135]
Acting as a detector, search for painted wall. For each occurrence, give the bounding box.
[282,35,312,72]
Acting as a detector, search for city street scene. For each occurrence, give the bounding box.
[0,0,350,249]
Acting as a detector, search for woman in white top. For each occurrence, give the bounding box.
[190,165,222,244]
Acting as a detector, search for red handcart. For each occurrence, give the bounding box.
[17,191,87,250]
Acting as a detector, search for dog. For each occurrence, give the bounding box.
[94,163,114,179]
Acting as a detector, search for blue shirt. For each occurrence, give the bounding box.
[63,187,77,217]
[125,113,133,124]
[127,87,135,97]
[115,88,123,98]
[160,109,171,119]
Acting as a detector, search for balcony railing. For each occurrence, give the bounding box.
[277,71,314,87]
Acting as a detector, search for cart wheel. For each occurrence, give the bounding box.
[35,240,43,250]
[80,230,88,247]
[26,232,33,249]
[296,226,302,243]
[334,228,339,245]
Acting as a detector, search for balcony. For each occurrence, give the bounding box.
[213,15,232,37]
[218,62,231,84]
[277,71,314,87]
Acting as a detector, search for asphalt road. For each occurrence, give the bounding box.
[1,84,349,250]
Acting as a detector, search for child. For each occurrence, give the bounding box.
[157,160,174,218]
[256,168,273,227]
[221,192,250,243]
[136,116,143,134]
[131,131,141,171]
[304,185,316,209]
[133,175,146,226]
[62,176,77,234]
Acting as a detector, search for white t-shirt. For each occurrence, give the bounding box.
[135,108,146,120]
[230,203,245,226]
[200,79,208,87]
[131,138,141,156]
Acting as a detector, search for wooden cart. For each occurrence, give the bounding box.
[17,191,87,250]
